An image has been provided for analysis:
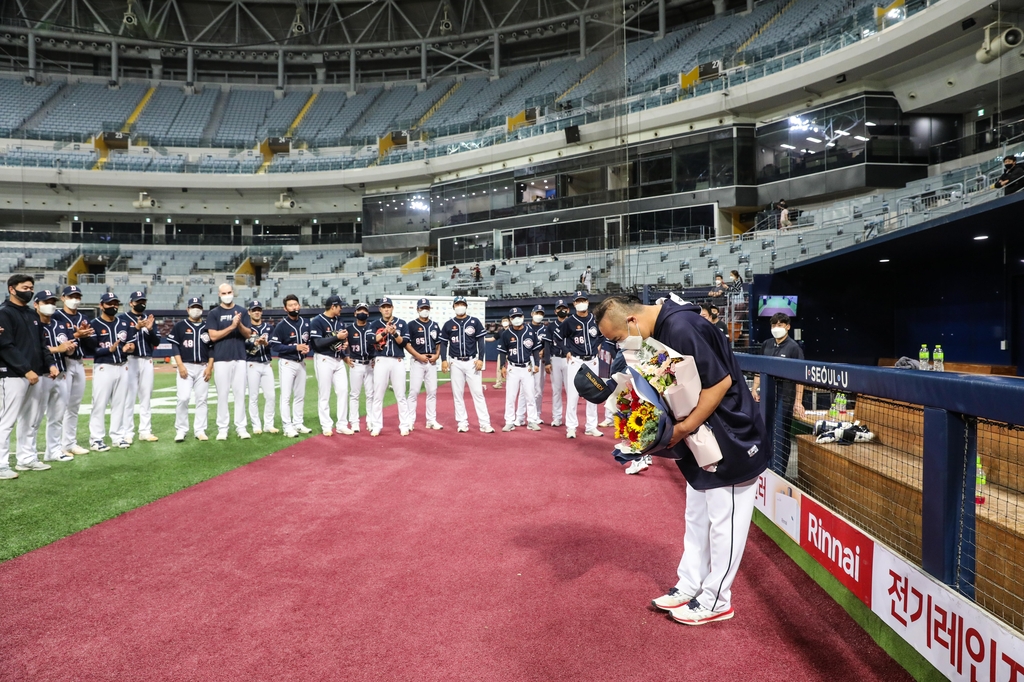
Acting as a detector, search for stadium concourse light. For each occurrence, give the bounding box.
[275,193,296,209]
[976,22,1023,64]
[132,192,156,209]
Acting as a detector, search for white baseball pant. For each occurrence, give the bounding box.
[89,363,128,444]
[675,477,758,613]
[246,361,276,432]
[214,359,248,435]
[278,359,307,432]
[549,356,568,424]
[15,379,45,466]
[0,377,28,472]
[315,354,349,432]
[516,362,545,424]
[450,358,491,430]
[348,361,374,431]
[564,356,598,433]
[505,365,538,426]
[175,363,210,437]
[61,357,87,451]
[408,360,439,427]
[371,356,411,432]
[41,374,68,459]
[123,355,155,438]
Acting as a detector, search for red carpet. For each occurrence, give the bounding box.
[0,383,910,681]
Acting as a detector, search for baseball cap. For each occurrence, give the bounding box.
[555,298,569,309]
[248,299,263,310]
[453,296,467,305]
[99,292,120,304]
[130,290,147,302]
[325,295,343,308]
[573,365,617,404]
[379,296,394,306]
[531,304,544,314]
[355,302,369,312]
[187,296,203,308]
[573,290,589,302]
[62,285,82,297]
[508,307,524,317]
[34,290,58,302]
[416,297,430,309]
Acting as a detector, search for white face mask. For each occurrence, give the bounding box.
[418,309,430,320]
[220,294,234,305]
[532,314,544,324]
[39,303,56,317]
[617,319,643,351]
[453,305,467,316]
[510,316,524,327]
[771,326,788,340]
[575,302,588,314]
[188,308,203,320]
[501,320,509,328]
[64,298,80,311]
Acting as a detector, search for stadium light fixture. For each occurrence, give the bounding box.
[974,235,988,240]
[854,136,870,141]
[879,259,890,263]
[865,121,876,126]
[780,144,796,149]
[806,137,822,143]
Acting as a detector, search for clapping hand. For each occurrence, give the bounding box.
[296,343,310,354]
[122,341,136,354]
[231,312,242,328]
[58,339,77,354]
[75,321,94,338]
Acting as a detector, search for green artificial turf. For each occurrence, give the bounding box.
[0,361,396,562]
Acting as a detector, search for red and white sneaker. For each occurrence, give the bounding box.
[670,599,735,625]
[651,587,693,611]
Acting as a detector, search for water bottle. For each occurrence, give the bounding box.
[918,344,930,370]
[976,454,987,505]
[827,395,838,421]
[837,393,848,420]
[934,345,944,372]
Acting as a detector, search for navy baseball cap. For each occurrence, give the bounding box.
[34,290,58,302]
[187,297,203,308]
[62,285,82,297]
[555,299,569,309]
[573,290,589,301]
[508,307,524,317]
[355,302,369,312]
[574,365,617,404]
[99,292,120,304]
[416,297,430,309]
[248,299,263,310]
[532,304,544,314]
[130,290,147,302]
[379,296,394,306]
[453,296,467,305]
[325,295,343,308]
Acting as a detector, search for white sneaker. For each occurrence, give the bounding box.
[598,418,614,428]
[585,428,604,438]
[91,440,111,452]
[284,429,299,438]
[118,441,131,449]
[351,427,360,433]
[125,436,134,445]
[296,426,313,434]
[370,429,381,437]
[670,599,735,626]
[336,426,354,435]
[551,420,563,428]
[400,428,411,436]
[323,430,334,437]
[426,422,444,430]
[0,469,18,479]
[480,426,495,433]
[502,423,516,432]
[651,587,694,611]
[68,445,89,456]
[44,453,74,462]
[138,434,159,442]
[514,421,525,427]
[566,430,576,439]
[527,422,541,431]
[15,461,51,471]
[457,425,469,433]
[237,430,251,440]
[175,432,186,443]
[625,457,650,475]
[216,432,228,441]
[196,432,209,441]
[266,427,280,434]
[252,429,263,435]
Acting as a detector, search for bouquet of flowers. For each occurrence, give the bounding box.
[609,367,675,461]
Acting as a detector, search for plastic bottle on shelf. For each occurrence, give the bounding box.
[827,395,838,421]
[919,344,931,370]
[837,393,848,420]
[934,345,944,372]
[976,455,987,505]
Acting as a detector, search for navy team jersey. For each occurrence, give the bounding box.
[309,313,348,358]
[439,316,487,360]
[167,320,212,364]
[41,318,69,373]
[556,312,602,359]
[527,322,548,361]
[369,317,409,359]
[656,300,769,491]
[246,321,273,364]
[544,319,565,360]
[52,308,88,360]
[88,316,136,365]
[497,326,541,367]
[406,318,441,357]
[118,311,161,358]
[346,323,375,363]
[270,317,310,362]
[206,305,251,362]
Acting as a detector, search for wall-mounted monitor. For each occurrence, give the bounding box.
[758,295,798,317]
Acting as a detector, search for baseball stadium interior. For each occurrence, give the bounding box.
[2,0,1024,677]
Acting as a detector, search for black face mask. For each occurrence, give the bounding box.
[287,309,300,319]
[133,303,147,314]
[102,306,119,317]
[355,312,369,322]
[12,289,33,304]
[556,310,568,319]
[1006,164,1014,172]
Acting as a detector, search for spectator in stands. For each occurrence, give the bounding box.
[581,265,593,292]
[727,271,744,292]
[751,313,805,476]
[489,264,497,277]
[995,156,1024,194]
[778,200,794,228]
[708,274,726,297]
[473,264,482,282]
[451,265,460,280]
[699,305,712,320]
[708,304,728,336]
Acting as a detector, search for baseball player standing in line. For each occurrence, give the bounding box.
[345,303,376,433]
[310,294,353,437]
[498,307,542,432]
[516,304,548,426]
[244,300,277,435]
[120,290,160,444]
[52,285,93,457]
[368,297,414,437]
[270,294,311,438]
[406,298,443,431]
[35,291,77,462]
[0,275,51,477]
[439,296,493,434]
[85,293,136,451]
[556,290,604,439]
[544,299,570,428]
[207,283,252,441]
[15,292,60,467]
[167,297,214,442]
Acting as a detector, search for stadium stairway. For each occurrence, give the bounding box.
[285,92,319,138]
[14,83,68,135]
[413,81,461,130]
[121,86,157,133]
[736,0,797,52]
[200,88,232,147]
[557,49,620,103]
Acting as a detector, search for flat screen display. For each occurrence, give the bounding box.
[758,295,798,317]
